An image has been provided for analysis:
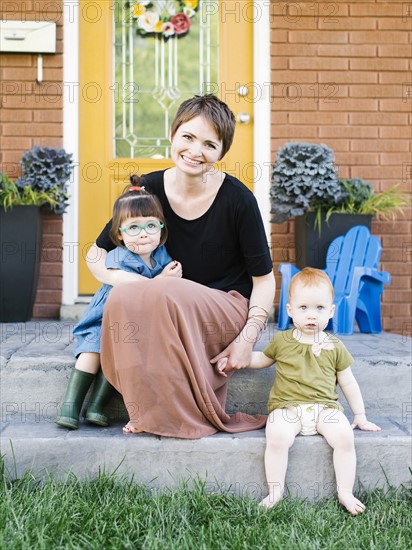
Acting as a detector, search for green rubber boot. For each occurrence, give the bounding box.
[55,369,95,429]
[86,369,115,427]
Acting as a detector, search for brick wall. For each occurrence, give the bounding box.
[270,1,412,335]
[0,1,64,319]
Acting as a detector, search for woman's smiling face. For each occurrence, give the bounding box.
[170,115,223,176]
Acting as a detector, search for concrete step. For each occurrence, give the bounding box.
[1,323,411,420]
[1,417,410,502]
[1,322,411,500]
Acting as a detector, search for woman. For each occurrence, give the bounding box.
[87,94,276,438]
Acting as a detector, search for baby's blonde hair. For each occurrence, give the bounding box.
[289,267,334,301]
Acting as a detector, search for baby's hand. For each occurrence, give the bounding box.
[352,416,381,432]
[160,260,182,278]
[215,357,229,377]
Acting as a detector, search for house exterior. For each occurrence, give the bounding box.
[1,1,411,334]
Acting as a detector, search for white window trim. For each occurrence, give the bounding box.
[62,1,271,304]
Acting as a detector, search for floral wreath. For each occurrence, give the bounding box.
[128,1,200,39]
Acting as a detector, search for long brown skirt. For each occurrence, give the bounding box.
[100,277,267,438]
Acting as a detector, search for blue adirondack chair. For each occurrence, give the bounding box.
[277,225,391,335]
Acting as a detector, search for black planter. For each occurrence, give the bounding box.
[0,206,43,322]
[294,212,372,269]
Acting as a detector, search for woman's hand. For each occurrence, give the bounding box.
[159,260,183,278]
[211,338,254,377]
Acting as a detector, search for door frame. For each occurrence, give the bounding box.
[62,1,271,304]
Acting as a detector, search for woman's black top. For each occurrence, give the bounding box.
[96,170,273,298]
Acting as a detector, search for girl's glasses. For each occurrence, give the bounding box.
[119,220,164,237]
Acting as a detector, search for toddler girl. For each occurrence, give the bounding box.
[56,176,182,429]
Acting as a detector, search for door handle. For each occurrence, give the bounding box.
[236,112,251,125]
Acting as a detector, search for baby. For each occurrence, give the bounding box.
[227,267,380,515]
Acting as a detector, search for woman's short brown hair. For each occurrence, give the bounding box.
[110,175,168,247]
[170,94,236,159]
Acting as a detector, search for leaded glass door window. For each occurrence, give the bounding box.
[114,0,219,159]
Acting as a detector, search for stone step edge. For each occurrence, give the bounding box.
[1,420,411,501]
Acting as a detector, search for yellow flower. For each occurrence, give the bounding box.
[154,21,164,33]
[183,0,198,10]
[133,4,146,18]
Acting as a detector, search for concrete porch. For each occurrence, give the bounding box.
[1,321,411,502]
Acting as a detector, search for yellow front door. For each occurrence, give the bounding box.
[79,0,254,293]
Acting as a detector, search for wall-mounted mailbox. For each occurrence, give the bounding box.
[0,21,56,53]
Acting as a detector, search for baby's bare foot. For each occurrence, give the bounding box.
[259,493,283,509]
[338,492,366,515]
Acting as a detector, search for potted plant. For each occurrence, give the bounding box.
[270,142,409,269]
[0,146,73,322]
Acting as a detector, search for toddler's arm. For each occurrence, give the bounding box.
[249,351,274,369]
[214,351,273,377]
[337,367,381,432]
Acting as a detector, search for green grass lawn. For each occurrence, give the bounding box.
[1,465,410,550]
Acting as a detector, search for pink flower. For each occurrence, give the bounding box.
[171,13,191,35]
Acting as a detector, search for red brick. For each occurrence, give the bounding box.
[33,110,63,123]
[34,290,62,303]
[40,247,63,262]
[350,4,405,17]
[32,304,61,320]
[380,153,412,165]
[379,99,412,112]
[2,68,38,81]
[289,112,348,125]
[380,72,412,86]
[382,262,412,275]
[2,123,62,137]
[319,126,378,138]
[318,44,377,57]
[350,113,409,125]
[269,71,319,84]
[39,263,63,277]
[350,139,409,152]
[378,18,412,30]
[289,31,349,44]
[0,136,32,151]
[34,137,63,148]
[0,110,32,122]
[350,31,409,44]
[0,94,63,109]
[272,126,319,139]
[378,45,412,57]
[270,30,288,43]
[382,303,411,317]
[350,58,409,71]
[37,277,63,290]
[271,44,318,57]
[271,98,318,112]
[382,232,412,246]
[372,221,412,235]
[384,289,412,302]
[322,140,350,152]
[289,58,348,71]
[320,98,379,111]
[0,55,34,67]
[336,152,380,165]
[320,17,376,30]
[349,84,403,98]
[320,71,378,84]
